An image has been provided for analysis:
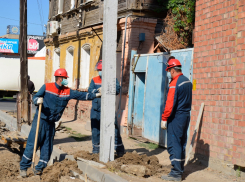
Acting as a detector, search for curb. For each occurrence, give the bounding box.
[77,160,128,182]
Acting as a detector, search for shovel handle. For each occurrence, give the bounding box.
[32,103,42,169]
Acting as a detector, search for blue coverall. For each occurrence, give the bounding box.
[162,73,192,178]
[20,82,96,171]
[88,76,125,154]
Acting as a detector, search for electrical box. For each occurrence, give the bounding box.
[139,33,145,42]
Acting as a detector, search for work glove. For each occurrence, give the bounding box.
[161,120,167,130]
[37,97,43,104]
[96,93,102,97]
[97,87,102,93]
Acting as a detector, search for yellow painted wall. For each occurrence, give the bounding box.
[45,32,103,90]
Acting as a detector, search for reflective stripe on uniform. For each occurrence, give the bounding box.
[23,154,31,161]
[39,159,48,164]
[178,81,191,87]
[170,158,185,162]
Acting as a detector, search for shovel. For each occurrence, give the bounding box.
[31,103,42,171]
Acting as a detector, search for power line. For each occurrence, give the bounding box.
[0,16,42,26]
[39,0,45,25]
[36,0,44,33]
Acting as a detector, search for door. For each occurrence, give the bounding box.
[132,73,145,136]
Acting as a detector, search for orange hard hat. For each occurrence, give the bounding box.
[95,60,102,70]
[166,59,182,71]
[54,68,69,78]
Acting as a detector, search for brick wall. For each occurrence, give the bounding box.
[192,0,245,167]
[63,100,92,122]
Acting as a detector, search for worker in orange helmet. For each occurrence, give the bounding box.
[88,60,125,157]
[19,68,100,177]
[161,57,192,181]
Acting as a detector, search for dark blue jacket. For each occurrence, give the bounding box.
[88,76,120,120]
[33,82,96,122]
[162,73,192,121]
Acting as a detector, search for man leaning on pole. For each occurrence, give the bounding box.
[19,68,101,177]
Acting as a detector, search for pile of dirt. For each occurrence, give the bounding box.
[107,151,171,177]
[73,150,100,163]
[0,120,9,134]
[0,139,22,181]
[41,159,82,182]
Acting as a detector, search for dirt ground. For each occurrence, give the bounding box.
[0,116,243,182]
[54,117,243,182]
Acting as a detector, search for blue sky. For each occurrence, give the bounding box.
[0,0,49,36]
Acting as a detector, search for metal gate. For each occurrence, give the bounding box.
[127,48,194,147]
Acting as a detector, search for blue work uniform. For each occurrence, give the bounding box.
[20,82,96,172]
[162,73,192,178]
[88,76,125,154]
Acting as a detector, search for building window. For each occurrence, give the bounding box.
[71,0,75,10]
[53,48,60,82]
[80,44,91,89]
[58,0,64,14]
[66,46,74,88]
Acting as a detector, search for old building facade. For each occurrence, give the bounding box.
[44,0,164,130]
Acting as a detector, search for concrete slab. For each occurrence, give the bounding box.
[77,160,128,182]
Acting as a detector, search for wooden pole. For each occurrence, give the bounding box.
[17,93,22,132]
[19,0,29,123]
[99,0,118,163]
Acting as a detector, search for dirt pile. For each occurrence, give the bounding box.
[73,150,100,163]
[0,120,9,134]
[0,140,22,181]
[107,151,171,177]
[41,159,82,182]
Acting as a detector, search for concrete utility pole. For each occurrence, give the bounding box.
[19,0,29,125]
[99,0,118,162]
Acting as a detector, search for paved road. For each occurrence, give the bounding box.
[0,98,37,114]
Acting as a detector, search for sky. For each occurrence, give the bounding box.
[0,0,49,36]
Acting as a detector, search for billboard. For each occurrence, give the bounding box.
[27,35,45,54]
[7,25,20,35]
[0,39,19,53]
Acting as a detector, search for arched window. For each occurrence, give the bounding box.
[66,46,74,88]
[80,44,91,89]
[53,48,60,82]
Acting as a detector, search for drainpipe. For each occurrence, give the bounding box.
[116,14,143,118]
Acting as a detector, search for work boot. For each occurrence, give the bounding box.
[34,169,42,176]
[19,169,27,178]
[161,174,182,181]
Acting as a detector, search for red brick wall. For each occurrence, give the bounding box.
[191,0,245,167]
[63,100,92,122]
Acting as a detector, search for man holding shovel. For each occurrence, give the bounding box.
[19,68,101,177]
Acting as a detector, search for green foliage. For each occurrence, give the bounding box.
[157,0,196,45]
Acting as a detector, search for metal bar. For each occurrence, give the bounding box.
[99,0,118,163]
[91,27,102,42]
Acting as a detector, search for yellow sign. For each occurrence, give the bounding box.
[193,79,196,90]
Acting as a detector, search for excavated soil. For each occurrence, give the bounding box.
[73,150,100,163]
[107,151,171,176]
[73,150,171,177]
[41,159,82,182]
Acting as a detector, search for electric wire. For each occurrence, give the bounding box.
[36,0,44,33]
[0,16,42,26]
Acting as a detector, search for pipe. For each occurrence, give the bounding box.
[116,14,143,118]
